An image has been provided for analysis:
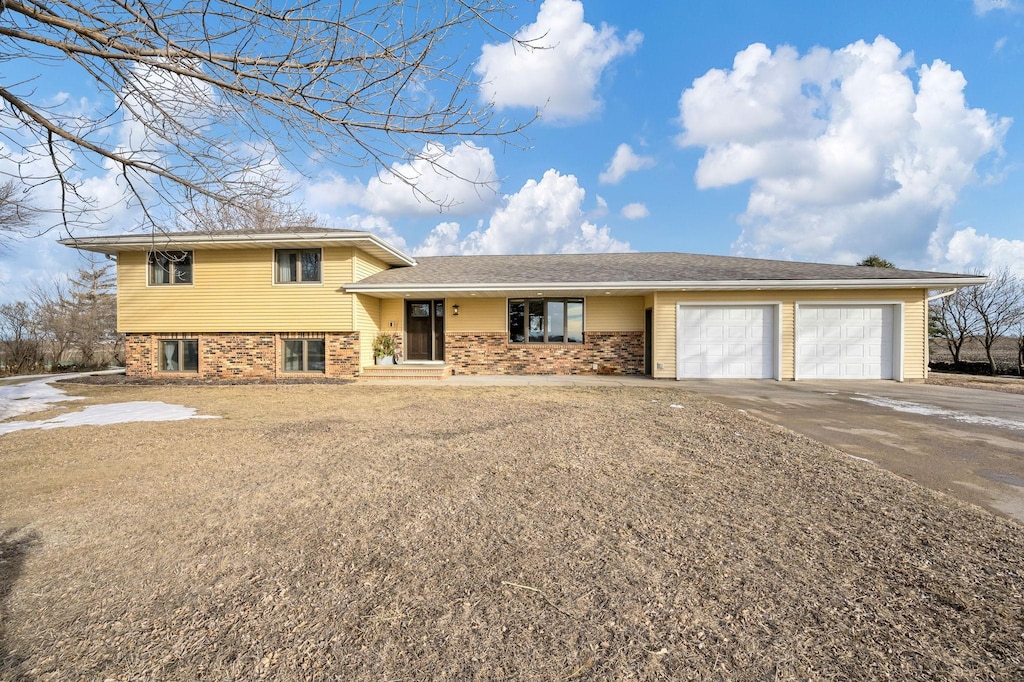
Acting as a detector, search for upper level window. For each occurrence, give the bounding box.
[276,249,321,283]
[149,251,193,285]
[509,298,584,344]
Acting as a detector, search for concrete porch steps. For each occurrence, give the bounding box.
[360,364,453,380]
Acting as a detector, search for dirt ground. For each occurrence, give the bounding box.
[1,382,1022,680]
[929,337,1022,376]
[927,371,1024,395]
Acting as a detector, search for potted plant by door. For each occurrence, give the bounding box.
[373,332,397,365]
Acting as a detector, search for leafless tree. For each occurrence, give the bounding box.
[179,194,325,233]
[1013,316,1024,377]
[0,0,532,234]
[969,269,1024,375]
[930,285,983,369]
[28,277,75,367]
[0,301,42,373]
[0,179,35,247]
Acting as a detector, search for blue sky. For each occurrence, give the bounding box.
[2,0,1023,302]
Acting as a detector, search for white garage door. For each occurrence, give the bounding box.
[796,305,896,379]
[677,305,775,379]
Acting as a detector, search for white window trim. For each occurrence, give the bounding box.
[272,247,324,286]
[147,250,195,288]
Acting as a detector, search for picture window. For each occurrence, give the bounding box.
[508,299,583,344]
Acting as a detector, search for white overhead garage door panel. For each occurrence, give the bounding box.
[797,305,896,379]
[677,305,775,379]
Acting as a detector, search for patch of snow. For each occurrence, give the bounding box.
[0,372,218,435]
[0,402,217,435]
[851,394,1024,432]
[0,376,84,420]
[669,404,685,409]
[846,454,874,464]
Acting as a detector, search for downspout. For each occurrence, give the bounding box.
[926,289,958,303]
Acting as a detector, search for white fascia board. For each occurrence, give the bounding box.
[345,276,991,294]
[60,231,417,266]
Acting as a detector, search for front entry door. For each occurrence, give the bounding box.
[405,300,445,361]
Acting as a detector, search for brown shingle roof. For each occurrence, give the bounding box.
[352,252,979,287]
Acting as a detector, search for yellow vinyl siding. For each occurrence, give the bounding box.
[353,294,382,367]
[381,299,405,332]
[446,298,506,333]
[444,296,643,334]
[117,247,356,332]
[904,291,928,380]
[652,288,928,380]
[354,252,390,282]
[586,296,644,332]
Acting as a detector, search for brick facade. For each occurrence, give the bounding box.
[444,331,644,375]
[125,332,361,379]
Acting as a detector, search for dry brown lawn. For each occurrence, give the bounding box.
[1,382,1022,680]
[927,372,1024,395]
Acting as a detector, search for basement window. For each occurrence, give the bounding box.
[160,339,199,372]
[283,339,326,373]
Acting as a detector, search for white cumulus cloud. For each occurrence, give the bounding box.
[929,226,1024,276]
[304,174,366,212]
[414,222,466,256]
[676,36,1011,265]
[475,0,642,123]
[362,142,499,217]
[412,169,630,255]
[621,202,649,220]
[598,143,656,184]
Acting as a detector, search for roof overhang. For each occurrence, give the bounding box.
[59,230,418,267]
[344,276,991,298]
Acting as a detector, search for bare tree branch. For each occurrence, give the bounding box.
[0,0,534,234]
[0,178,36,247]
[969,269,1024,375]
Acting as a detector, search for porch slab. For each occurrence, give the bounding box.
[360,364,453,380]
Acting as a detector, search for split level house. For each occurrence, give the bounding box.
[60,229,986,381]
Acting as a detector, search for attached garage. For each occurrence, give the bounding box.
[796,304,901,380]
[677,304,777,379]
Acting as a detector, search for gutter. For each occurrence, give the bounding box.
[345,276,992,295]
[59,231,418,266]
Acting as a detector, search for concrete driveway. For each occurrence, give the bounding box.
[680,380,1024,524]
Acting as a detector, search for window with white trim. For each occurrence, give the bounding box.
[149,251,193,285]
[275,249,321,283]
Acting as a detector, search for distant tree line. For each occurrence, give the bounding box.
[0,262,121,375]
